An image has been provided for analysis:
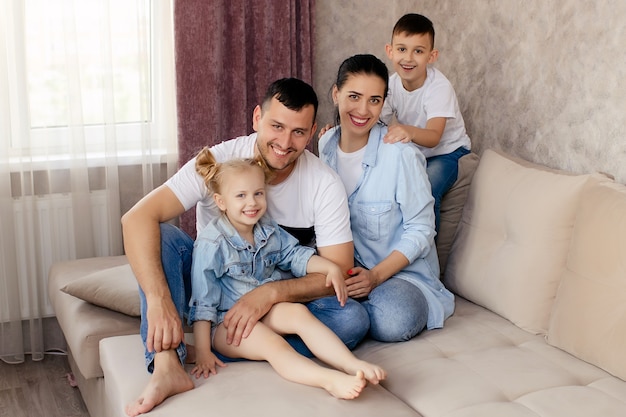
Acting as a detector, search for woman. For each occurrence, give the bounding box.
[318,54,454,342]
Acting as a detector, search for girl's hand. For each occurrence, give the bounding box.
[325,266,348,306]
[345,267,379,298]
[190,351,226,379]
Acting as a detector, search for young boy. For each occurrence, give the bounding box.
[381,13,471,236]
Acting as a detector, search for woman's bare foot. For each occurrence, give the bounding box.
[344,359,387,385]
[324,370,366,399]
[125,350,194,416]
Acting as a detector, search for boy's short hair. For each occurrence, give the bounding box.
[262,78,319,121]
[392,13,435,49]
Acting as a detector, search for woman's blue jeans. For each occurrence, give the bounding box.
[139,223,370,372]
[361,277,428,342]
[426,146,470,236]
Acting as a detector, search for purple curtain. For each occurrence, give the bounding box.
[174,0,315,238]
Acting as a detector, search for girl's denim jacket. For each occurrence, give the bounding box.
[318,123,455,329]
[188,214,315,326]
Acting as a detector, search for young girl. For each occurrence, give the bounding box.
[188,147,386,399]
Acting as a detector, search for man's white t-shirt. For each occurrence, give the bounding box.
[165,133,352,248]
[380,66,471,159]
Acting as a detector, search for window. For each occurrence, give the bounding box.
[3,0,176,164]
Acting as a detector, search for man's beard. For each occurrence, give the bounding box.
[256,141,293,172]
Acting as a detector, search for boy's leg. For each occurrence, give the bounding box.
[426,147,470,235]
[362,278,428,342]
[284,296,370,357]
[139,223,194,371]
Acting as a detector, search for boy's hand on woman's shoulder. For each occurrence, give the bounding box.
[383,124,412,144]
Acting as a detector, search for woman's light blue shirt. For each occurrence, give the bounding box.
[188,214,315,326]
[318,123,454,329]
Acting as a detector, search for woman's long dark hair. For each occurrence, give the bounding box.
[333,54,389,126]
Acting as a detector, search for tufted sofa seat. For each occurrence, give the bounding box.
[49,149,626,416]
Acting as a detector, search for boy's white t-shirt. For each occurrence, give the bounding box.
[380,66,471,159]
[165,133,352,248]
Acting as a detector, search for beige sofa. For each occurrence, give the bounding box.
[48,149,626,417]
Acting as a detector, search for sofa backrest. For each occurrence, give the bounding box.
[547,180,626,381]
[443,149,604,335]
[437,152,480,278]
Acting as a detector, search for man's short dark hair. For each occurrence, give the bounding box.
[262,78,319,121]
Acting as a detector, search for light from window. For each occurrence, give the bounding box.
[26,0,151,129]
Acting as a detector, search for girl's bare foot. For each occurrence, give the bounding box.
[324,370,366,399]
[345,359,387,385]
[125,351,194,416]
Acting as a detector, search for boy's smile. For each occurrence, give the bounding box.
[386,32,438,91]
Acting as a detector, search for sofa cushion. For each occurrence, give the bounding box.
[437,152,480,277]
[444,149,594,334]
[358,297,626,417]
[100,334,423,417]
[547,180,626,381]
[61,263,140,317]
[48,256,140,379]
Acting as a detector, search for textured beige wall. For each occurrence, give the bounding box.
[314,0,626,183]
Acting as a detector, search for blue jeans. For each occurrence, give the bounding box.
[426,146,470,236]
[140,223,370,371]
[361,277,428,342]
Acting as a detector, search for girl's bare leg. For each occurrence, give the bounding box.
[213,315,366,399]
[263,303,387,385]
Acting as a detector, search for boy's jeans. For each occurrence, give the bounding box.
[426,146,470,236]
[139,223,370,371]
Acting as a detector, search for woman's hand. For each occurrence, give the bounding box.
[345,266,379,298]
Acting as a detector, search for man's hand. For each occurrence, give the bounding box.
[345,267,379,298]
[222,286,274,346]
[317,123,334,139]
[146,295,184,353]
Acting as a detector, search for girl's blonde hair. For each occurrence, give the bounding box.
[194,146,274,193]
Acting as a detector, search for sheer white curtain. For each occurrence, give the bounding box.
[0,0,177,363]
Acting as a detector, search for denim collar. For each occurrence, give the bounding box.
[214,214,276,251]
[320,122,385,170]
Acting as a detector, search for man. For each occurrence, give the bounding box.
[122,78,370,416]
